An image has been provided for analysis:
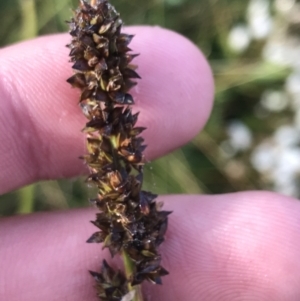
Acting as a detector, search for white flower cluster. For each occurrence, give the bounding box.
[224,0,300,197]
[251,126,300,196]
[228,0,273,53]
[251,0,300,197]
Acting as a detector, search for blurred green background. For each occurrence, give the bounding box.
[1,0,299,216]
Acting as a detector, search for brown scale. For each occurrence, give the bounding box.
[67,1,170,300]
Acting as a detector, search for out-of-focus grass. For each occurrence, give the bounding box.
[18,0,38,39]
[0,0,288,216]
[214,61,290,95]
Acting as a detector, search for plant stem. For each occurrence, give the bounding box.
[17,184,35,214]
[18,0,38,40]
[122,250,144,301]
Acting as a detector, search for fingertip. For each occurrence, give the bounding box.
[0,27,214,192]
[127,26,214,157]
[2,192,300,300]
[156,192,300,300]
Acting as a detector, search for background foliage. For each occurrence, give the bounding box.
[1,0,298,216]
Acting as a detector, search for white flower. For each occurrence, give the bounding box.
[227,121,253,151]
[251,125,300,197]
[228,25,251,53]
[275,0,296,14]
[247,0,273,39]
[261,90,289,112]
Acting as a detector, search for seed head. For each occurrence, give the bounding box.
[67,1,170,300]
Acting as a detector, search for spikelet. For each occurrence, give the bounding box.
[67,1,170,300]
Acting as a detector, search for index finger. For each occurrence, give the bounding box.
[0,26,213,194]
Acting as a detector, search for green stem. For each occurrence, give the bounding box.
[18,0,38,40]
[122,250,144,301]
[17,184,35,214]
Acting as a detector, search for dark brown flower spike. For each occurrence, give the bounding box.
[67,1,170,300]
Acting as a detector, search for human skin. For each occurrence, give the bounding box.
[0,27,300,301]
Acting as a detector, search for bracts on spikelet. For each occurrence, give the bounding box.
[66,1,170,300]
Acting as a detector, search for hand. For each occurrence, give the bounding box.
[0,27,299,301]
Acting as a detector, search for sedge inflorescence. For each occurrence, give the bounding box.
[67,0,170,300]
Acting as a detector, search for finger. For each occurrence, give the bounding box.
[1,192,300,300]
[0,26,213,194]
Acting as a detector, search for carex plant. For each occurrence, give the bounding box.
[67,1,170,300]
